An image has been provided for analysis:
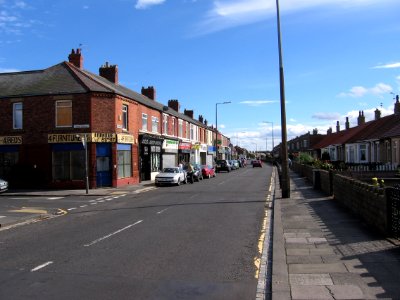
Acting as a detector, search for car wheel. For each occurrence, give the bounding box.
[155,183,160,187]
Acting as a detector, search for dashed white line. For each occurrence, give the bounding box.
[80,205,88,208]
[90,203,98,205]
[98,200,105,203]
[0,216,6,219]
[31,261,53,272]
[84,220,143,247]
[67,208,77,211]
[157,208,169,214]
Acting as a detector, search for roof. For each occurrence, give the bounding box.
[312,124,367,149]
[0,61,207,129]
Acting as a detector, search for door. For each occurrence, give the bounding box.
[96,143,112,187]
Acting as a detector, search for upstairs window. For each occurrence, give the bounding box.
[190,124,194,140]
[142,113,148,131]
[171,118,175,136]
[163,114,168,134]
[122,104,128,130]
[178,120,183,137]
[13,102,23,129]
[152,116,159,133]
[56,100,72,127]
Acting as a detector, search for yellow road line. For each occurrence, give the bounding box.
[8,207,47,214]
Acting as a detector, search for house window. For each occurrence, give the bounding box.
[163,114,168,134]
[122,104,128,130]
[117,145,131,178]
[186,122,189,139]
[53,150,84,180]
[152,116,159,133]
[303,140,308,148]
[190,124,194,140]
[172,118,175,136]
[359,144,367,162]
[142,113,148,131]
[56,100,72,127]
[179,120,183,137]
[13,102,23,129]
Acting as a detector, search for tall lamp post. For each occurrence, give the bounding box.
[275,0,290,198]
[215,101,231,160]
[263,121,274,151]
[79,133,89,194]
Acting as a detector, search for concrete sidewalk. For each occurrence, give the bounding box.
[272,171,400,300]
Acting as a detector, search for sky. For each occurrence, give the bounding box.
[1,0,400,152]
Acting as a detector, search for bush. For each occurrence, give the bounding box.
[298,152,314,165]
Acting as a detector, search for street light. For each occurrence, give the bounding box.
[263,121,274,151]
[78,133,89,194]
[275,0,290,198]
[215,101,231,160]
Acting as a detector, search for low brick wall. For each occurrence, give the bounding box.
[333,174,387,234]
[291,163,388,235]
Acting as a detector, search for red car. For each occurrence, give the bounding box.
[252,160,262,168]
[201,165,216,179]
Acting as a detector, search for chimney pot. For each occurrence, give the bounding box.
[99,63,118,84]
[141,86,156,100]
[68,48,83,69]
[168,99,180,112]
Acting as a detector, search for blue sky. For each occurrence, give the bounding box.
[1,0,400,151]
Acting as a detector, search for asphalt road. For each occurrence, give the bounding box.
[0,164,272,300]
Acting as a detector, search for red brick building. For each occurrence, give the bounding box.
[0,49,228,189]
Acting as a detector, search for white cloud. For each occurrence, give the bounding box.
[338,83,392,98]
[194,0,396,35]
[312,112,341,120]
[239,100,277,107]
[373,62,400,69]
[135,0,165,9]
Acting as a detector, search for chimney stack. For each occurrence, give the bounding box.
[336,121,340,132]
[204,119,208,126]
[394,95,400,115]
[312,128,318,135]
[375,108,381,120]
[168,99,180,112]
[345,117,350,130]
[327,127,332,135]
[99,62,118,84]
[357,111,365,126]
[184,109,194,119]
[141,86,156,100]
[198,115,204,123]
[68,48,83,69]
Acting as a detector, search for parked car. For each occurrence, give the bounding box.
[215,159,231,172]
[201,165,216,179]
[0,178,8,193]
[230,160,240,170]
[155,167,187,186]
[183,164,202,182]
[252,160,262,168]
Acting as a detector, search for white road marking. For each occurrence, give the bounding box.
[67,208,77,211]
[90,203,97,205]
[80,205,88,208]
[47,197,64,200]
[157,208,169,214]
[83,220,143,247]
[98,200,105,203]
[31,261,53,272]
[0,216,6,219]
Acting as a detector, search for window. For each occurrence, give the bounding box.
[186,122,189,139]
[53,150,84,180]
[152,116,159,133]
[151,152,161,172]
[122,104,128,130]
[56,100,72,127]
[172,118,175,136]
[303,140,308,148]
[190,124,194,140]
[179,119,183,137]
[0,151,18,178]
[359,144,367,162]
[142,113,148,131]
[13,102,23,129]
[163,114,168,134]
[117,146,131,178]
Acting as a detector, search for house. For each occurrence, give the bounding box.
[0,48,229,189]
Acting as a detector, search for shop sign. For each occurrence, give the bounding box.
[200,144,208,152]
[117,134,135,144]
[178,142,191,150]
[48,133,116,143]
[163,139,179,150]
[207,145,216,154]
[141,136,163,146]
[0,136,22,145]
[192,144,201,150]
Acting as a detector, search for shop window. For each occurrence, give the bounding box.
[0,151,19,177]
[13,102,23,129]
[53,150,84,180]
[117,149,131,178]
[142,113,148,131]
[151,151,161,172]
[122,104,128,130]
[152,116,159,133]
[56,100,72,127]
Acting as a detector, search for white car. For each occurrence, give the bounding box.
[155,167,187,186]
[0,178,8,193]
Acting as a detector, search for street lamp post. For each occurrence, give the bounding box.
[79,133,89,194]
[263,121,274,151]
[276,0,290,198]
[215,101,231,160]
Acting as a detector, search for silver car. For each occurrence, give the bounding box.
[155,167,187,186]
[0,178,8,193]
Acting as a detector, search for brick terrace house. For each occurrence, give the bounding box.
[0,49,228,189]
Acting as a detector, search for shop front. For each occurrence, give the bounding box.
[139,134,163,181]
[178,141,192,165]
[162,138,179,169]
[0,135,22,183]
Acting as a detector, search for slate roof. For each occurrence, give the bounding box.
[0,61,208,129]
[312,124,367,149]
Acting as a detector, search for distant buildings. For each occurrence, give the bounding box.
[0,49,231,189]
